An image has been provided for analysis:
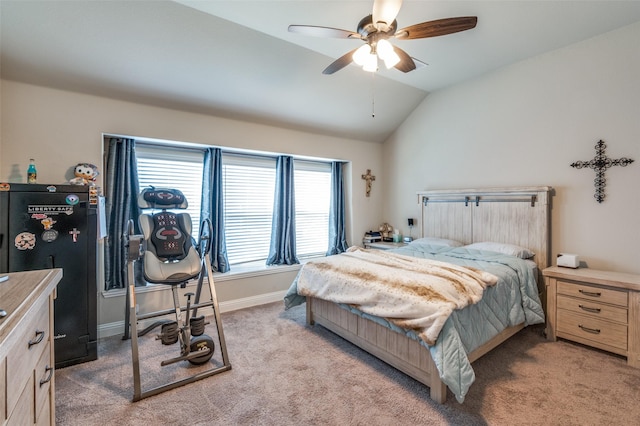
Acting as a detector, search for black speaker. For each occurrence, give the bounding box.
[408,218,414,226]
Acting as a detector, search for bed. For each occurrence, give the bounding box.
[284,186,552,403]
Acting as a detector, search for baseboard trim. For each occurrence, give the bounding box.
[98,290,288,339]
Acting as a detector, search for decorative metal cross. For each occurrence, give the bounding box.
[570,140,634,203]
[69,228,80,243]
[361,169,376,197]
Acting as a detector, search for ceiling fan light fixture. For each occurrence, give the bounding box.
[382,53,400,69]
[372,0,402,32]
[376,39,400,68]
[353,44,372,66]
[363,52,378,72]
[376,39,393,56]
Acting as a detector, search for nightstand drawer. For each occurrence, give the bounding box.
[557,294,627,324]
[557,310,627,350]
[557,281,628,307]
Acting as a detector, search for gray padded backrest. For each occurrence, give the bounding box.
[137,187,201,284]
[138,187,188,210]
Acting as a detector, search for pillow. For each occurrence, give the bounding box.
[410,237,463,247]
[464,242,535,259]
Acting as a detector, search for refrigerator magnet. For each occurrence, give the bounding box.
[15,232,36,250]
[66,194,79,205]
[42,230,59,242]
[69,228,80,242]
[41,217,56,230]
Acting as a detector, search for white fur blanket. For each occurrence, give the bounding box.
[295,247,498,345]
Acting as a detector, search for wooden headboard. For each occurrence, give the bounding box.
[416,187,553,277]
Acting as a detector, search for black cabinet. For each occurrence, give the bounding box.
[0,183,97,368]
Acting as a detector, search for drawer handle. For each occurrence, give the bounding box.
[579,304,602,314]
[28,330,45,348]
[39,365,53,387]
[579,289,601,297]
[579,324,601,334]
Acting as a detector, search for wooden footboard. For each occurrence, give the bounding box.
[306,296,525,403]
[307,296,447,402]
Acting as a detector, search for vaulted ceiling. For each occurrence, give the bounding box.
[2,1,640,143]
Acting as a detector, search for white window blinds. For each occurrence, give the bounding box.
[221,155,332,264]
[294,160,331,258]
[135,145,205,238]
[222,154,276,265]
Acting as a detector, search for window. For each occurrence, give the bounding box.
[294,161,331,258]
[222,155,332,265]
[222,154,276,265]
[135,145,205,238]
[133,141,333,268]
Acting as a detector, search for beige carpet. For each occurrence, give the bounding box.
[55,301,640,425]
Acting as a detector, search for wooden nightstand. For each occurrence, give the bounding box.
[543,266,640,367]
[363,241,407,250]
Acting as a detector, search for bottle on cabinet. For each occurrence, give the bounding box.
[27,158,37,183]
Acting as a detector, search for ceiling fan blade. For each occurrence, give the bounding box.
[395,16,478,40]
[392,46,416,73]
[412,57,428,69]
[322,48,359,75]
[288,25,360,39]
[372,0,403,30]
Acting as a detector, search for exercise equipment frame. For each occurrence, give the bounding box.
[123,224,231,402]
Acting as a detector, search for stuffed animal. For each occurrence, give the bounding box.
[69,163,99,185]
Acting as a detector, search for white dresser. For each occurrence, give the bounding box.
[1,269,62,425]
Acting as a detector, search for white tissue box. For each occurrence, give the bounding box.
[557,253,580,268]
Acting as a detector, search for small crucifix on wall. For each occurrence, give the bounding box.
[361,169,375,197]
[570,139,634,203]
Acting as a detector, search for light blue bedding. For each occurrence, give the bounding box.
[284,242,545,403]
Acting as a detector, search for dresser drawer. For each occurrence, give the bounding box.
[35,342,53,423]
[35,399,50,426]
[6,374,35,426]
[1,357,6,423]
[557,310,627,350]
[557,294,627,324]
[6,297,50,417]
[557,281,628,307]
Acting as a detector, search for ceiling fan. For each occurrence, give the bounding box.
[288,0,477,75]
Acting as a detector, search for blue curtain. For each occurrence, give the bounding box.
[267,156,299,265]
[327,161,349,255]
[200,148,230,273]
[104,137,142,290]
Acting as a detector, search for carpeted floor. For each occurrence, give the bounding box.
[55,301,640,425]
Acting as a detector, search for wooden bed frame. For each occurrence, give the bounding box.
[306,187,552,403]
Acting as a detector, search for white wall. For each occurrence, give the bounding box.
[383,22,640,274]
[0,81,384,332]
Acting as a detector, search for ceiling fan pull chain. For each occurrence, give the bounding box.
[371,72,376,118]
